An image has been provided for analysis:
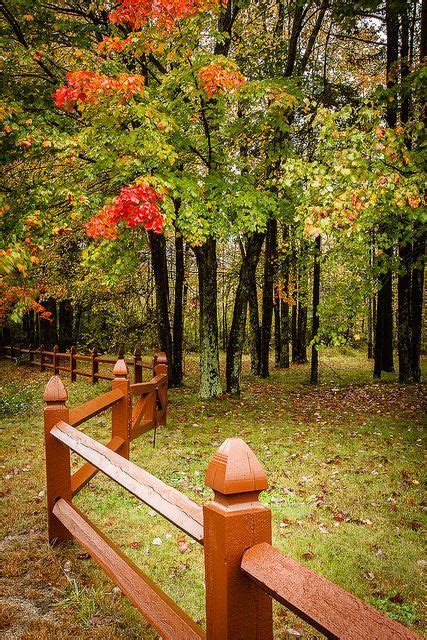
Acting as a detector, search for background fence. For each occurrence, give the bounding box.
[1,343,156,385]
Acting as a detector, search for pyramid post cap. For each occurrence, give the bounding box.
[113,358,129,378]
[43,376,68,403]
[205,437,268,495]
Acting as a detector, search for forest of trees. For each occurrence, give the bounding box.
[1,0,425,397]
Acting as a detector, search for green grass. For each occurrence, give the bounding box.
[0,349,425,639]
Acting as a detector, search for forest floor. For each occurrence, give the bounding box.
[0,348,425,639]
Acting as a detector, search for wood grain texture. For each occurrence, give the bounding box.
[241,543,422,640]
[51,422,204,543]
[53,499,205,640]
[71,436,124,496]
[68,388,124,427]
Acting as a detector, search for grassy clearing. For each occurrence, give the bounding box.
[0,349,425,639]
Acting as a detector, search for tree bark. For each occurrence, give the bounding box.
[248,273,262,375]
[410,231,425,382]
[279,225,291,368]
[172,232,184,387]
[310,236,321,384]
[226,232,264,394]
[260,217,277,377]
[295,301,308,363]
[148,230,173,380]
[397,241,412,382]
[194,237,222,398]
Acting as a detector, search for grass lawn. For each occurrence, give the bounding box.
[0,349,425,639]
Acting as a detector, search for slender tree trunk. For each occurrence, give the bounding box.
[248,274,261,375]
[261,217,277,377]
[398,241,412,382]
[374,0,399,377]
[226,232,264,394]
[310,236,321,384]
[279,225,291,368]
[382,264,395,372]
[367,297,374,359]
[172,232,184,387]
[194,237,222,398]
[411,231,425,382]
[296,302,308,363]
[148,230,173,379]
[291,303,298,362]
[274,297,281,367]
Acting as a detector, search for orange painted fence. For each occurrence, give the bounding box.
[2,343,154,384]
[43,362,421,640]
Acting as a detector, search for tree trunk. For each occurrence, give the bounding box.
[411,231,425,382]
[397,241,412,382]
[248,273,261,375]
[274,297,281,367]
[194,237,222,398]
[310,236,321,384]
[295,301,308,363]
[58,300,74,351]
[172,232,184,387]
[279,225,291,368]
[381,267,394,372]
[226,232,264,394]
[291,302,298,362]
[148,230,173,379]
[260,217,277,377]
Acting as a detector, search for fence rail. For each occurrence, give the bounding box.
[42,368,421,640]
[1,343,154,385]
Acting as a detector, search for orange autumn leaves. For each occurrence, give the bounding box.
[109,0,223,30]
[52,71,146,111]
[198,62,246,98]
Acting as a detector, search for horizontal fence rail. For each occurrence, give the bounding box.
[241,543,420,640]
[42,369,422,640]
[2,343,155,385]
[51,420,204,543]
[53,499,205,640]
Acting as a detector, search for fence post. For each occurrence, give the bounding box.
[10,343,14,360]
[53,345,59,376]
[43,376,72,544]
[111,357,131,459]
[91,348,98,384]
[70,345,76,382]
[40,344,45,372]
[203,438,273,640]
[29,344,34,365]
[133,348,142,384]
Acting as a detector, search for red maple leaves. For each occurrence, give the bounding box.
[85,182,165,240]
[109,0,221,30]
[198,63,246,98]
[52,71,145,112]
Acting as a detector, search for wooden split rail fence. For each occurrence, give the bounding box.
[43,365,421,640]
[2,343,154,385]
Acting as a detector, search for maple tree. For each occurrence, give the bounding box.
[1,0,425,393]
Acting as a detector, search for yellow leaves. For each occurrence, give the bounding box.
[42,139,52,148]
[30,256,40,265]
[17,263,26,273]
[23,14,33,21]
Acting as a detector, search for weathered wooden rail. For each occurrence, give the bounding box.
[43,372,421,640]
[2,343,154,385]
